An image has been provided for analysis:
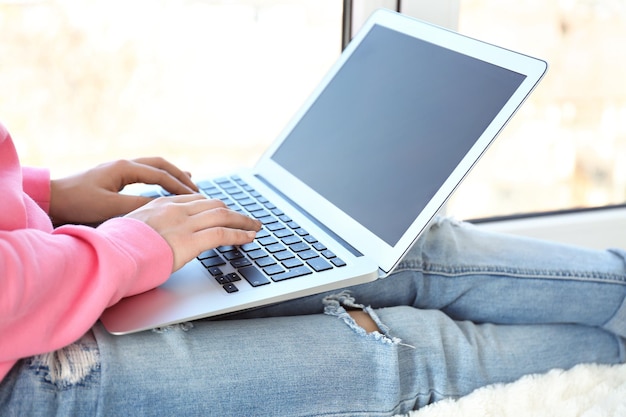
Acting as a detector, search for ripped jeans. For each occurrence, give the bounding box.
[3,218,626,416]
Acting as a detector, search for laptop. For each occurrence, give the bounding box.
[100,8,547,335]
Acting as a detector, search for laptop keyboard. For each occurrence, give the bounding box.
[182,176,346,293]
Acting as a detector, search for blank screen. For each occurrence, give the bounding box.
[271,24,526,246]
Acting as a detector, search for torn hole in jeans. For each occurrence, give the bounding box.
[322,290,406,346]
[28,331,100,389]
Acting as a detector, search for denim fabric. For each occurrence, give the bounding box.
[2,218,626,416]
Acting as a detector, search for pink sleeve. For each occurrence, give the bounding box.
[21,167,51,213]
[0,217,173,368]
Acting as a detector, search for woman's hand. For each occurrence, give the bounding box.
[125,194,262,272]
[50,157,199,225]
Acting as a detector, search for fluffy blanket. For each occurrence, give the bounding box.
[402,363,626,417]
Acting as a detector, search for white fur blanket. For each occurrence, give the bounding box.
[401,363,626,417]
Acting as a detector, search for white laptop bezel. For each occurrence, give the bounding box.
[253,8,547,276]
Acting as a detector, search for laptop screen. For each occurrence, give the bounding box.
[270,24,526,246]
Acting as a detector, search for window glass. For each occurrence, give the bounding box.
[447,0,626,219]
[0,0,341,178]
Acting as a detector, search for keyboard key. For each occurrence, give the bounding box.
[265,243,286,253]
[197,249,219,259]
[198,181,218,193]
[263,264,285,275]
[273,250,294,261]
[200,257,226,268]
[240,242,261,252]
[208,266,224,276]
[281,235,301,245]
[272,266,312,282]
[258,216,278,225]
[307,257,333,272]
[331,258,347,267]
[225,273,241,282]
[205,191,225,199]
[258,236,278,246]
[217,245,235,253]
[256,257,276,267]
[223,250,244,261]
[251,209,271,219]
[229,194,248,203]
[282,258,303,268]
[313,242,327,251]
[304,235,318,244]
[238,197,256,206]
[289,242,310,252]
[256,229,271,239]
[196,180,215,189]
[321,250,336,259]
[225,186,243,196]
[215,275,231,285]
[231,193,249,201]
[219,178,236,187]
[214,177,230,185]
[266,222,285,232]
[197,182,217,191]
[298,250,319,260]
[244,203,264,212]
[231,258,252,268]
[239,266,271,287]
[221,184,238,193]
[223,283,239,293]
[274,229,293,238]
[247,248,268,260]
[210,192,227,200]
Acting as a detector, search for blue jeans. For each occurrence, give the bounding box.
[2,218,626,416]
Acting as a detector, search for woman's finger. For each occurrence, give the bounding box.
[107,159,196,195]
[132,157,199,193]
[191,227,259,250]
[187,205,261,233]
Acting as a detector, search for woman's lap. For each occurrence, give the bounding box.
[3,218,626,416]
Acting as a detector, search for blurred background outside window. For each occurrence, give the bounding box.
[448,0,626,219]
[0,0,342,177]
[0,0,624,220]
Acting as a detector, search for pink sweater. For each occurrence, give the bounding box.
[0,123,174,382]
